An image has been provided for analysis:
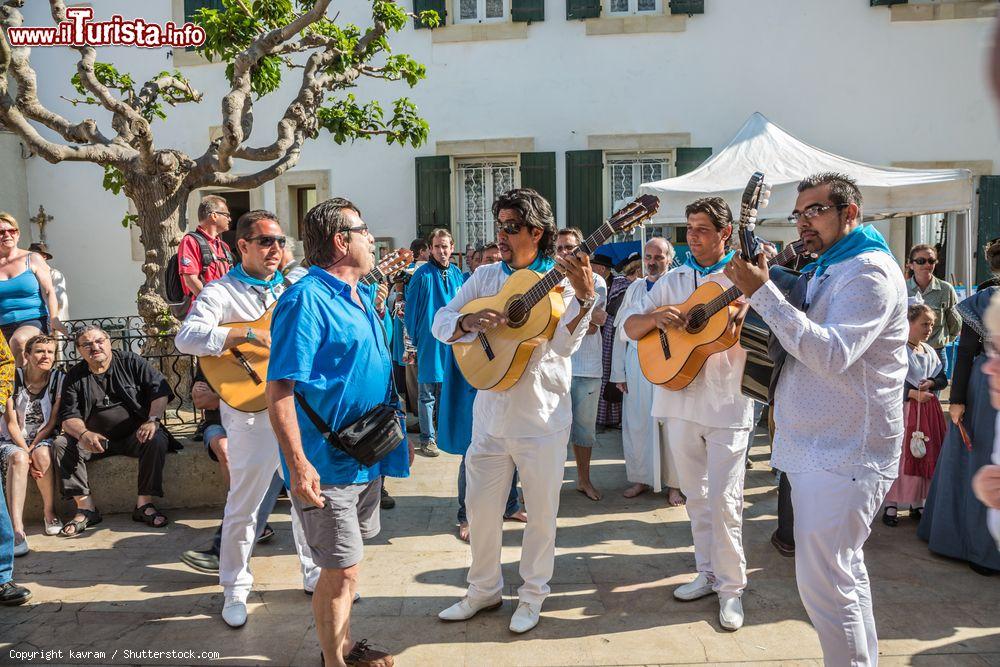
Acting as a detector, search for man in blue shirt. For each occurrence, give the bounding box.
[404,229,465,457]
[267,198,412,667]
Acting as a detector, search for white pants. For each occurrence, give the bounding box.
[465,427,569,606]
[219,407,319,600]
[789,466,892,667]
[622,345,678,490]
[664,418,749,596]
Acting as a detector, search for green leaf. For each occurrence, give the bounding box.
[102,165,126,195]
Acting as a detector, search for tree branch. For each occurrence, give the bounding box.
[205,135,305,191]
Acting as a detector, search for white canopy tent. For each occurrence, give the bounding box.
[638,112,977,288]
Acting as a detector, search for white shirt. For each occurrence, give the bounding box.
[748,251,907,475]
[431,261,593,438]
[634,264,754,430]
[610,277,654,383]
[571,273,607,379]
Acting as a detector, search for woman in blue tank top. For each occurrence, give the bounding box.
[0,213,64,364]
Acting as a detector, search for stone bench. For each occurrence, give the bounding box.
[20,438,228,522]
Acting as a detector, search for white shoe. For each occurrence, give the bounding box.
[12,538,29,558]
[509,601,541,634]
[673,573,715,601]
[719,595,744,631]
[44,518,63,536]
[221,597,247,628]
[438,595,503,621]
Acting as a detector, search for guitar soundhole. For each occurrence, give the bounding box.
[505,296,530,328]
[686,306,709,334]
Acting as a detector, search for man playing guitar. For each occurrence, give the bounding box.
[624,197,754,631]
[175,210,318,627]
[432,188,596,634]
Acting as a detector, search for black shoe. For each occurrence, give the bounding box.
[0,581,31,606]
[380,486,396,510]
[180,549,220,574]
[881,507,899,527]
[770,530,795,557]
[257,524,275,544]
[970,562,1000,577]
[910,507,923,520]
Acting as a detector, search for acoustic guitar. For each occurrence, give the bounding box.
[199,249,415,412]
[454,194,660,391]
[637,174,800,389]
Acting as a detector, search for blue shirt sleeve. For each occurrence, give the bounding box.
[268,291,323,383]
[403,271,425,346]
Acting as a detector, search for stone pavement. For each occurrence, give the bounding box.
[1,427,999,666]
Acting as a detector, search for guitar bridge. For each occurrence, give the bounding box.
[477,332,495,361]
[659,330,671,360]
[232,348,263,385]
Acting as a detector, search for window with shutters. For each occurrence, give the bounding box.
[455,158,519,250]
[456,0,507,23]
[606,153,671,214]
[608,0,662,16]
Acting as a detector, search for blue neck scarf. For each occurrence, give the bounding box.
[801,225,893,278]
[501,254,556,275]
[229,263,284,297]
[645,278,656,292]
[684,250,735,277]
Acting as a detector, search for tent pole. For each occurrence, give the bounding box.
[966,208,974,293]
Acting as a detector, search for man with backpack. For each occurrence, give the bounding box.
[165,195,235,317]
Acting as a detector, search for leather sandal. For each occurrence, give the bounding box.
[132,502,169,528]
[59,508,102,538]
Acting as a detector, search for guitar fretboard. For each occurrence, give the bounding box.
[520,221,620,309]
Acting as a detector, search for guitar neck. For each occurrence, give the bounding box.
[360,266,381,286]
[521,221,618,308]
[702,243,798,317]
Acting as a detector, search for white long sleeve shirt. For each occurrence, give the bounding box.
[634,264,754,430]
[570,273,607,379]
[748,251,907,475]
[431,261,593,439]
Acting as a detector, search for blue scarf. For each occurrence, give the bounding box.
[645,278,656,292]
[229,263,284,297]
[501,254,556,275]
[684,250,735,277]
[801,225,893,278]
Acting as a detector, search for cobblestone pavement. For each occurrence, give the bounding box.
[1,427,998,666]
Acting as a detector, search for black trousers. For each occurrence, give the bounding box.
[776,470,795,547]
[54,429,168,499]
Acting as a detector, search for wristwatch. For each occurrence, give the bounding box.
[146,416,161,425]
[576,294,597,311]
[246,327,257,341]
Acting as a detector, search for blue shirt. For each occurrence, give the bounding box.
[268,266,410,484]
[404,261,464,384]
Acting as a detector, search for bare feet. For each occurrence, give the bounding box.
[667,487,686,506]
[623,483,651,499]
[576,482,602,501]
[458,522,470,542]
[504,510,528,523]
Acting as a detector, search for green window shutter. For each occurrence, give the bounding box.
[977,175,1000,285]
[415,156,451,240]
[413,0,446,29]
[566,150,604,237]
[512,0,545,22]
[567,0,601,20]
[519,152,557,218]
[870,0,906,6]
[184,0,224,23]
[675,147,712,176]
[669,0,704,14]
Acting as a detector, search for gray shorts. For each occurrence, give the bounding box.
[291,478,382,570]
[569,376,601,448]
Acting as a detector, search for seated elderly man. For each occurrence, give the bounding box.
[54,325,173,537]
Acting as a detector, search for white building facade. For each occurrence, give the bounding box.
[3,0,999,318]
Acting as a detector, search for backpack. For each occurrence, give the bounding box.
[164,230,234,316]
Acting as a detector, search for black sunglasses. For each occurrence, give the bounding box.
[247,235,287,248]
[495,220,532,236]
[910,257,937,266]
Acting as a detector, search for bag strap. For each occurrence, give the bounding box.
[294,391,346,452]
[190,230,233,277]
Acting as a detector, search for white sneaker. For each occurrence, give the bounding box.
[719,595,744,631]
[12,537,29,558]
[44,518,63,536]
[221,597,247,628]
[438,595,503,621]
[673,572,715,601]
[509,601,541,634]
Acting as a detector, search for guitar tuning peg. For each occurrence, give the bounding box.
[747,218,756,226]
[749,208,758,217]
[759,198,769,208]
[747,222,756,231]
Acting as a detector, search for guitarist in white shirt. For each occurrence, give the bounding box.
[624,197,753,631]
[175,210,318,628]
[432,188,596,634]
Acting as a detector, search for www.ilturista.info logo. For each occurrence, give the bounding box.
[6,7,206,48]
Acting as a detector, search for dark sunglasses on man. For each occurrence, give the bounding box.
[910,257,937,266]
[247,235,287,248]
[495,220,533,236]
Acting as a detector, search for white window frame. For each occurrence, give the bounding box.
[455,0,508,24]
[604,151,674,217]
[453,155,520,253]
[607,0,662,17]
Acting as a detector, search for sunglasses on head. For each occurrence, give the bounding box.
[910,257,937,266]
[247,235,287,248]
